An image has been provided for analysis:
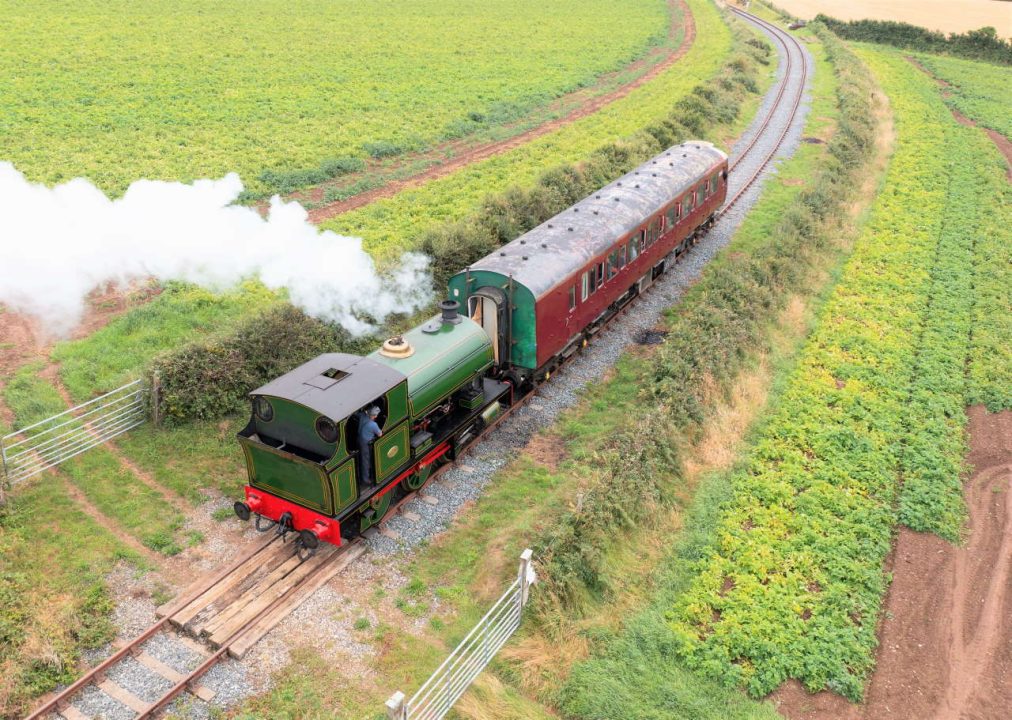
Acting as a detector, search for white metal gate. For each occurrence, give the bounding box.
[0,379,147,485]
[386,550,536,720]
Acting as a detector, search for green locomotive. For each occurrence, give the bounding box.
[234,301,510,551]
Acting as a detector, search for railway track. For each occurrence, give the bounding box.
[27,536,365,720]
[25,11,808,719]
[722,7,809,214]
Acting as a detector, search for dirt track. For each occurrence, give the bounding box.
[774,406,1012,720]
[303,0,695,223]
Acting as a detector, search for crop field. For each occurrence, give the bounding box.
[917,53,1012,138]
[0,2,755,714]
[324,0,733,258]
[0,0,669,197]
[665,43,1010,700]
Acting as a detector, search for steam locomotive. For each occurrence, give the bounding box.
[233,141,728,553]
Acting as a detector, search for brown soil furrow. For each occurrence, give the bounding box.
[936,457,1012,719]
[906,56,1012,182]
[774,407,1012,720]
[303,0,696,224]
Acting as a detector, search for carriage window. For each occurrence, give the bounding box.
[659,215,666,234]
[619,245,627,268]
[581,271,590,301]
[685,193,693,212]
[569,285,576,311]
[596,262,604,288]
[697,184,705,204]
[711,175,719,193]
[666,206,676,227]
[628,238,639,262]
[607,251,618,279]
[640,228,646,248]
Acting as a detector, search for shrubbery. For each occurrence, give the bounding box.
[149,305,375,423]
[815,14,1012,65]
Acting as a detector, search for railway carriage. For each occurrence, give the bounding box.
[233,141,728,551]
[449,141,727,383]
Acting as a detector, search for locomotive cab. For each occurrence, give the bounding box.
[235,353,410,544]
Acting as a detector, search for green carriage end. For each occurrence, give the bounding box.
[447,270,537,370]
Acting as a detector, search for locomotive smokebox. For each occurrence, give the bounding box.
[439,299,462,324]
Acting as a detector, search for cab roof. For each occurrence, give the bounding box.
[252,353,405,421]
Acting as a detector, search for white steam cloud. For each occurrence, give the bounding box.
[0,162,432,337]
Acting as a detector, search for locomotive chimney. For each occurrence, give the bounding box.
[440,299,462,324]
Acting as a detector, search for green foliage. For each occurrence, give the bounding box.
[60,448,188,554]
[149,304,376,423]
[258,156,366,195]
[0,0,670,196]
[323,0,739,259]
[815,14,1012,65]
[666,43,1009,700]
[54,282,278,402]
[917,53,1012,140]
[2,362,67,430]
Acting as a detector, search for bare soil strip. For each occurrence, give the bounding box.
[773,406,1012,720]
[303,0,696,224]
[907,56,1012,181]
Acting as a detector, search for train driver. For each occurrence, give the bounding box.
[357,406,383,486]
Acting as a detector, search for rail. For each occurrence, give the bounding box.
[385,550,536,720]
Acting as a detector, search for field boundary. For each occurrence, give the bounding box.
[303,0,696,223]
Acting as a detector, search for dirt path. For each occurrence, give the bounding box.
[774,406,1012,720]
[302,0,696,224]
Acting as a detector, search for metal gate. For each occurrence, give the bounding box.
[1,379,147,485]
[386,550,536,720]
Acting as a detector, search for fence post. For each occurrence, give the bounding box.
[150,372,161,427]
[518,548,534,607]
[385,691,407,720]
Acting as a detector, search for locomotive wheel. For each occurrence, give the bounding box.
[401,464,432,492]
[359,492,392,533]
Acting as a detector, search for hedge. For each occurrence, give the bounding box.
[150,304,375,423]
[815,14,1012,66]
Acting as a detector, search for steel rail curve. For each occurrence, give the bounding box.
[722,7,809,215]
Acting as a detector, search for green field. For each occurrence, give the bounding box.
[325,0,734,258]
[0,0,669,197]
[916,54,1012,138]
[666,44,1011,700]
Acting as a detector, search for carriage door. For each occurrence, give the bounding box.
[469,287,508,365]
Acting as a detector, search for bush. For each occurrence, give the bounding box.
[259,155,367,195]
[362,140,406,158]
[815,14,1012,65]
[150,305,377,423]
